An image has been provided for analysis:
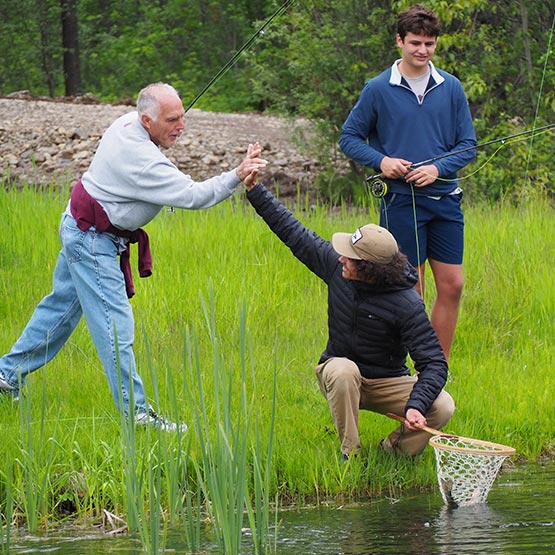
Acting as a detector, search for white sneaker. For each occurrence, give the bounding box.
[0,373,18,402]
[135,408,188,433]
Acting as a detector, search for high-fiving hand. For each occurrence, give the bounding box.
[236,142,267,187]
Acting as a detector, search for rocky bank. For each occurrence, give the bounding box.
[0,93,332,196]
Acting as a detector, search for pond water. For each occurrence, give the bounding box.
[2,462,554,554]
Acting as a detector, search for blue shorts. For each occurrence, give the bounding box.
[379,191,464,266]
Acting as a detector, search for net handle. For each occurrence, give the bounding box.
[386,412,444,435]
[386,413,517,456]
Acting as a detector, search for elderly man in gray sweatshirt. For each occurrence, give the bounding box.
[0,83,267,430]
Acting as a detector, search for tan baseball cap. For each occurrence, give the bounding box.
[332,224,398,263]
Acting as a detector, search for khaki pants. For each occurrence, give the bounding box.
[315,357,455,456]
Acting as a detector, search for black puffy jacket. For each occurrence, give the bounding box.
[246,183,448,415]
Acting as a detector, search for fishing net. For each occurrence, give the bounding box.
[429,434,516,507]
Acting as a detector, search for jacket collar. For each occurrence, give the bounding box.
[389,59,444,86]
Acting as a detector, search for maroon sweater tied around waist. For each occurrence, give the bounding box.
[69,180,152,298]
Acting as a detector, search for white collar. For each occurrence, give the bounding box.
[389,59,444,86]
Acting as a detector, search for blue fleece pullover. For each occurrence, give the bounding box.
[339,60,477,196]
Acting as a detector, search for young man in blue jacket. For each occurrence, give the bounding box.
[244,168,454,459]
[339,5,477,361]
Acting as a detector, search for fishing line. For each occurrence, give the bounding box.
[184,0,297,112]
[524,9,555,180]
[167,0,296,213]
[404,127,555,185]
[367,123,555,197]
[379,184,423,289]
[376,120,555,297]
[375,121,553,273]
[376,124,555,298]
[409,184,423,285]
[410,123,555,170]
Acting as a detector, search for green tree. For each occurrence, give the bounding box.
[61,0,82,96]
[0,0,62,95]
[78,0,271,108]
[0,0,272,107]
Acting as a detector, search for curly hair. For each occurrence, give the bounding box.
[353,251,410,287]
[397,5,441,40]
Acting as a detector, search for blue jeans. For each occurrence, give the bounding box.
[0,213,147,414]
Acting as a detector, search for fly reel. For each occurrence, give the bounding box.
[365,174,388,198]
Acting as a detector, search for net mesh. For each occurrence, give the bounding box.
[430,434,514,507]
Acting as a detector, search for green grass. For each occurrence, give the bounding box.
[0,183,554,540]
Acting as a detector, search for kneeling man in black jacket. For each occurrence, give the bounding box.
[244,175,454,459]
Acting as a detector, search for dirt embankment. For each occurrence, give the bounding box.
[0,92,333,197]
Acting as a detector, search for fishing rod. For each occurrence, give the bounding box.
[184,0,297,113]
[366,122,555,198]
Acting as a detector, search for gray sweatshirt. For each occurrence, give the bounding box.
[78,111,240,230]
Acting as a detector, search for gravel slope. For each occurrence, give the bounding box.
[0,95,323,196]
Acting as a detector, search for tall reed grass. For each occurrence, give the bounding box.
[1,183,554,548]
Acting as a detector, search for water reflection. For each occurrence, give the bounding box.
[2,463,555,554]
[266,465,555,555]
[270,462,555,555]
[433,503,508,554]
